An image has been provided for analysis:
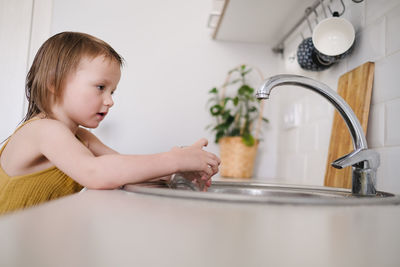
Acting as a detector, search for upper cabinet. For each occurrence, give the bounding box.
[208,0,316,46]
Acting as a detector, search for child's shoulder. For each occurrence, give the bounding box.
[22,118,70,134]
[12,119,73,144]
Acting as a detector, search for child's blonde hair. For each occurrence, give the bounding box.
[24,31,124,122]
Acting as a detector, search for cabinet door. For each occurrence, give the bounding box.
[0,0,33,141]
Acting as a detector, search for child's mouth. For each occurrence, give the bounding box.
[96,112,107,119]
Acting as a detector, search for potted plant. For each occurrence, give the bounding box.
[207,64,269,178]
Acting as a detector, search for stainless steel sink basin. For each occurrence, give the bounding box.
[123,180,400,206]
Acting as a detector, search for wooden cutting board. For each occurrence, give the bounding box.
[324,62,375,189]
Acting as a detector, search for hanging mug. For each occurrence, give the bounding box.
[297,37,333,71]
[312,12,355,64]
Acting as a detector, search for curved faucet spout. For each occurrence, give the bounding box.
[256,74,379,196]
[256,74,367,150]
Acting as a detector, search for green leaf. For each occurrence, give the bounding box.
[249,106,257,112]
[226,115,235,125]
[238,85,247,95]
[214,123,227,131]
[242,133,255,146]
[228,68,237,75]
[242,69,252,76]
[262,117,269,123]
[238,85,253,95]
[233,97,239,106]
[229,128,241,136]
[229,78,241,85]
[205,124,213,130]
[223,97,232,106]
[209,87,218,94]
[221,110,231,120]
[210,104,222,116]
[215,131,225,143]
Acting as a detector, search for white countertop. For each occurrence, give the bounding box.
[0,187,400,267]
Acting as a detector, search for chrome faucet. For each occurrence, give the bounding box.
[256,74,380,196]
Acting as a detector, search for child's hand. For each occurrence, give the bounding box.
[170,138,220,190]
[177,171,212,191]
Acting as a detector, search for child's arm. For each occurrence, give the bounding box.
[76,128,176,183]
[76,127,212,186]
[35,119,220,189]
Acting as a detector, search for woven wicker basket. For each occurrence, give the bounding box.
[219,137,258,179]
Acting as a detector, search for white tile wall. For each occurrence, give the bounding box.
[306,151,328,185]
[0,0,33,141]
[366,0,400,26]
[347,16,386,71]
[376,146,400,194]
[278,153,307,182]
[366,103,385,148]
[276,0,400,193]
[373,50,400,104]
[340,0,365,33]
[385,98,400,146]
[298,123,319,152]
[386,4,400,55]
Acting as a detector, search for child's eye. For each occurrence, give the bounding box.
[111,90,115,95]
[97,85,105,90]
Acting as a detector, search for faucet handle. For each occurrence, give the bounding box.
[332,148,380,170]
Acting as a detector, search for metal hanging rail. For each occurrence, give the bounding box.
[272,0,326,54]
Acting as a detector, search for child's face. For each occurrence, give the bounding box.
[56,55,121,129]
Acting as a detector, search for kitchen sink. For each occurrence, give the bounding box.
[123,179,400,206]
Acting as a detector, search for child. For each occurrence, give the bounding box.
[0,32,220,215]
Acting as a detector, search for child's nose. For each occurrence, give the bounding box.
[104,94,114,107]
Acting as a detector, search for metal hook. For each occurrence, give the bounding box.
[313,8,319,25]
[305,7,313,36]
[327,0,345,17]
[319,0,328,18]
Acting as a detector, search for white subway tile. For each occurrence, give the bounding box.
[299,123,318,152]
[317,61,347,90]
[303,94,334,123]
[341,0,365,33]
[280,128,299,153]
[253,146,277,179]
[375,146,400,194]
[280,153,307,183]
[316,118,332,150]
[373,50,400,104]
[347,17,386,71]
[277,154,289,180]
[366,0,400,25]
[385,98,400,146]
[386,4,400,55]
[367,103,385,148]
[305,151,327,186]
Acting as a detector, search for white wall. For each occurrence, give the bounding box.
[0,0,33,142]
[275,0,400,193]
[50,0,280,178]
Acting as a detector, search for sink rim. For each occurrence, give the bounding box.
[123,180,400,206]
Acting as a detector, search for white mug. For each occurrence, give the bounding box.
[312,14,355,63]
